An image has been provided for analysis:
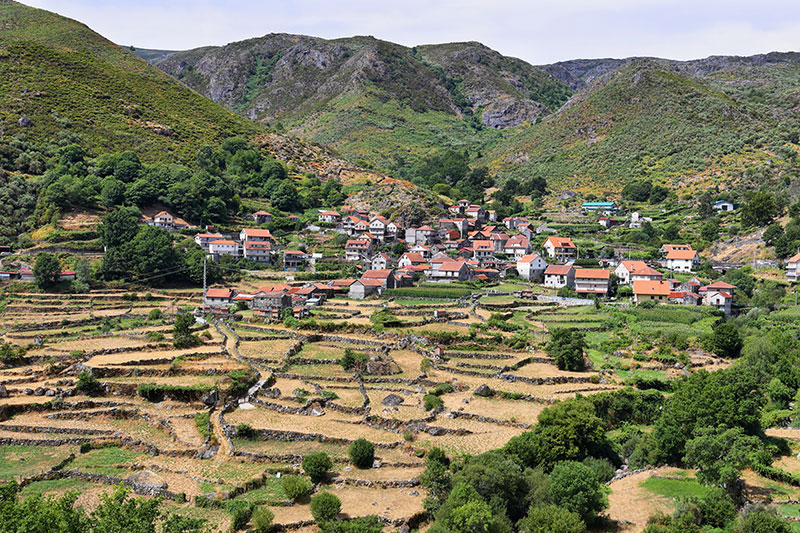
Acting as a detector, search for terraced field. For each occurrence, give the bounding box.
[0,287,743,531]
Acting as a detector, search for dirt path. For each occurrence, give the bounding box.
[606,468,676,532]
[210,408,231,460]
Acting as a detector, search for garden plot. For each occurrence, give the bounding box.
[0,444,78,480]
[227,408,402,444]
[239,339,297,360]
[441,395,546,425]
[269,485,423,524]
[87,344,222,367]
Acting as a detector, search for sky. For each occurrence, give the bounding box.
[23,0,800,64]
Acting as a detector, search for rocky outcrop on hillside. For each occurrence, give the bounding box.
[149,35,569,129]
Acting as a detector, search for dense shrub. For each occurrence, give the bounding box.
[549,461,608,522]
[547,329,587,372]
[303,452,333,482]
[226,500,254,531]
[349,438,375,468]
[236,423,258,440]
[252,506,275,533]
[310,492,342,522]
[76,370,103,396]
[281,475,312,501]
[423,393,444,411]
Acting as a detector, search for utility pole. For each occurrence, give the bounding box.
[202,256,207,306]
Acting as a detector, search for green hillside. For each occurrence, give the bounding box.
[0,1,259,162]
[150,35,572,173]
[486,60,799,193]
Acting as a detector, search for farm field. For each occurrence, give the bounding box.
[0,284,789,532]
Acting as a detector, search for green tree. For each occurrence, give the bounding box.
[101,178,126,207]
[763,222,784,247]
[281,475,311,502]
[732,507,792,533]
[270,181,301,212]
[349,438,375,468]
[100,207,140,249]
[173,313,200,349]
[547,329,586,371]
[652,367,764,464]
[310,492,341,523]
[710,322,743,359]
[683,426,762,499]
[251,507,274,533]
[302,452,333,483]
[90,485,161,533]
[517,504,586,533]
[549,461,608,522]
[504,397,609,471]
[741,192,778,227]
[129,226,180,285]
[33,253,61,290]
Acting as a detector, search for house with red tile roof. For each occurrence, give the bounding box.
[542,236,577,262]
[574,268,610,296]
[544,264,575,289]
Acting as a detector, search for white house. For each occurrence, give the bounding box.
[664,249,699,273]
[504,236,531,260]
[542,236,577,262]
[345,239,372,262]
[713,200,738,212]
[209,239,240,260]
[614,260,664,285]
[787,252,800,282]
[153,211,175,230]
[574,269,610,296]
[240,228,275,244]
[472,240,494,261]
[428,260,470,282]
[318,210,342,223]
[369,216,389,241]
[243,241,271,263]
[371,252,394,270]
[194,233,224,252]
[543,264,575,289]
[516,253,547,281]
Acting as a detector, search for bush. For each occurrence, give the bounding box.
[349,438,375,468]
[76,370,103,396]
[226,500,254,531]
[549,461,609,521]
[423,393,444,411]
[518,504,586,533]
[147,308,162,320]
[195,412,211,439]
[340,349,368,371]
[237,423,257,440]
[320,515,383,533]
[303,452,333,482]
[281,475,312,501]
[432,383,454,396]
[310,492,341,522]
[547,329,587,372]
[145,331,165,342]
[252,506,275,533]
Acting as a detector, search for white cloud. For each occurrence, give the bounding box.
[21,0,800,63]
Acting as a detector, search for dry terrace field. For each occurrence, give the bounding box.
[0,287,737,531]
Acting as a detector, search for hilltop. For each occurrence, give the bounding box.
[0,1,262,162]
[139,32,800,192]
[138,35,572,172]
[488,56,800,191]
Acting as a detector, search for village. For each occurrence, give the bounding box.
[168,199,752,319]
